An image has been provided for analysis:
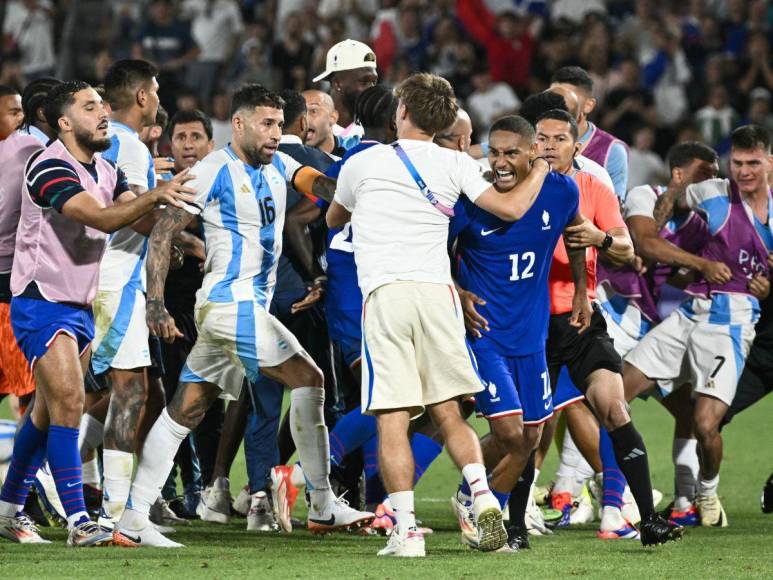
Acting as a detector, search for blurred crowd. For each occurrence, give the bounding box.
[2,0,773,178]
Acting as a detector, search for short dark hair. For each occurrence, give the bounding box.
[395,73,457,135]
[355,84,398,131]
[552,66,594,94]
[230,83,285,118]
[0,85,18,97]
[730,124,771,153]
[519,91,568,126]
[155,104,168,128]
[489,115,535,142]
[536,108,579,141]
[21,77,62,131]
[667,141,718,171]
[279,89,307,129]
[168,109,213,140]
[103,59,158,110]
[44,80,92,134]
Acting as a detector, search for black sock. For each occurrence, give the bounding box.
[508,450,536,530]
[608,421,655,518]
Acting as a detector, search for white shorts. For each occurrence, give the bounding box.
[624,308,755,406]
[362,281,484,418]
[91,287,150,374]
[179,300,304,400]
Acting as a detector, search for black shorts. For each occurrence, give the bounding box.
[546,305,622,393]
[721,341,773,428]
[84,336,167,392]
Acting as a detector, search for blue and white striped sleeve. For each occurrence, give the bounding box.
[686,178,731,235]
[606,142,629,199]
[181,157,223,215]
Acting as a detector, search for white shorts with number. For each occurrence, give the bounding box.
[624,307,755,406]
[361,281,484,418]
[179,300,304,400]
[91,287,150,374]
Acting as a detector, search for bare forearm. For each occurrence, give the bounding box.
[602,233,635,266]
[653,185,686,230]
[567,243,588,295]
[173,230,204,259]
[637,235,705,272]
[284,221,323,281]
[69,194,157,234]
[311,175,336,204]
[146,230,173,303]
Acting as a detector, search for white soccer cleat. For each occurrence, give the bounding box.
[200,477,232,524]
[472,492,508,552]
[67,519,114,547]
[696,492,728,527]
[377,528,425,557]
[34,464,66,524]
[247,491,279,532]
[569,486,595,525]
[307,494,374,534]
[0,512,51,544]
[270,466,299,533]
[113,521,185,548]
[150,497,188,527]
[525,487,552,536]
[233,485,251,517]
[450,494,479,547]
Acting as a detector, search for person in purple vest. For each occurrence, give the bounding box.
[551,66,629,200]
[624,125,773,529]
[0,81,194,547]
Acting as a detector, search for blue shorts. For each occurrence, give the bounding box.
[327,307,362,367]
[552,365,585,410]
[473,349,554,424]
[10,296,94,368]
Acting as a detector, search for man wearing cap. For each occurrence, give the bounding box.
[313,39,378,151]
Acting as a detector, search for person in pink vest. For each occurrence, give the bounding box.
[0,80,194,547]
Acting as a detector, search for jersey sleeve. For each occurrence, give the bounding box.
[606,142,629,199]
[591,176,626,232]
[180,158,222,216]
[276,151,303,184]
[333,155,360,212]
[116,138,153,191]
[623,185,657,220]
[448,196,474,245]
[686,178,731,235]
[113,166,131,200]
[455,152,491,203]
[26,158,84,212]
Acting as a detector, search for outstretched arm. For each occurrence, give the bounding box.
[652,182,688,231]
[473,158,550,221]
[292,166,337,204]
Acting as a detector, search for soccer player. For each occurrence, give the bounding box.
[434,108,473,153]
[113,84,372,548]
[533,108,683,545]
[19,77,62,145]
[303,90,342,157]
[0,85,40,416]
[449,115,589,552]
[0,80,194,546]
[624,125,773,527]
[327,73,553,557]
[551,66,629,199]
[312,39,378,151]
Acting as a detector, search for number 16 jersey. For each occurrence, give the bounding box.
[450,172,579,356]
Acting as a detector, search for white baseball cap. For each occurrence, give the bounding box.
[312,39,377,83]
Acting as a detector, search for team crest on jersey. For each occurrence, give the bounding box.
[542,210,551,231]
[488,381,500,402]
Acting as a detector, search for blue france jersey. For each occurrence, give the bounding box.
[181,146,302,308]
[450,172,579,356]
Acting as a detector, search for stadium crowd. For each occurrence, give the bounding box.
[0,0,772,557]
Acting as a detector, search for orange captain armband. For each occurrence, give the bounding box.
[293,166,324,205]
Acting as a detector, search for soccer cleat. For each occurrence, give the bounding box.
[550,491,573,528]
[247,491,279,532]
[525,489,552,535]
[760,473,773,514]
[97,505,116,530]
[450,494,478,548]
[569,485,595,525]
[668,504,699,527]
[33,464,66,525]
[113,521,184,548]
[369,502,396,535]
[233,485,251,517]
[639,513,684,546]
[200,477,232,524]
[506,524,530,550]
[271,466,299,533]
[696,493,728,527]
[377,528,425,557]
[0,512,51,544]
[597,524,640,540]
[67,519,114,547]
[82,484,103,519]
[307,494,374,534]
[533,482,552,506]
[472,492,507,552]
[150,498,188,527]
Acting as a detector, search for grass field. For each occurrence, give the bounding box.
[0,395,771,579]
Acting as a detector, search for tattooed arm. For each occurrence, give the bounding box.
[652,182,688,231]
[291,166,337,204]
[146,205,196,342]
[564,213,592,333]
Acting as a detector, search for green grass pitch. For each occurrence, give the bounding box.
[1,396,771,579]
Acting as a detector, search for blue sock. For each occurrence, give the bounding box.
[329,408,377,466]
[491,488,510,511]
[459,478,471,499]
[600,427,625,509]
[0,418,48,511]
[410,433,443,485]
[47,425,88,526]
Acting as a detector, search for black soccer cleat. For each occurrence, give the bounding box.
[762,473,773,514]
[506,524,531,550]
[639,513,684,546]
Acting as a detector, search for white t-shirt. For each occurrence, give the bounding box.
[183,0,244,62]
[335,140,491,298]
[574,155,614,192]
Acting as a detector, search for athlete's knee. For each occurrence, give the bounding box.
[693,412,720,443]
[491,418,525,451]
[523,425,541,451]
[600,399,630,431]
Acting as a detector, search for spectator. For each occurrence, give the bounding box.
[2,0,56,79]
[695,85,739,148]
[616,0,659,63]
[271,11,315,92]
[602,57,657,144]
[550,0,606,25]
[746,88,773,135]
[737,31,773,101]
[642,27,692,126]
[466,68,520,136]
[234,19,275,88]
[210,91,231,149]
[182,0,245,110]
[627,124,669,189]
[317,0,376,43]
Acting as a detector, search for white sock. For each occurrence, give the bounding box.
[600,505,626,531]
[672,438,699,509]
[0,500,20,517]
[67,511,90,528]
[123,409,189,524]
[534,467,541,484]
[698,474,719,497]
[461,463,490,498]
[102,450,133,512]
[290,388,333,513]
[555,432,592,497]
[78,414,104,459]
[389,490,416,533]
[82,458,100,488]
[291,462,306,488]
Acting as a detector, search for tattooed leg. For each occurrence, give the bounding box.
[167,381,222,431]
